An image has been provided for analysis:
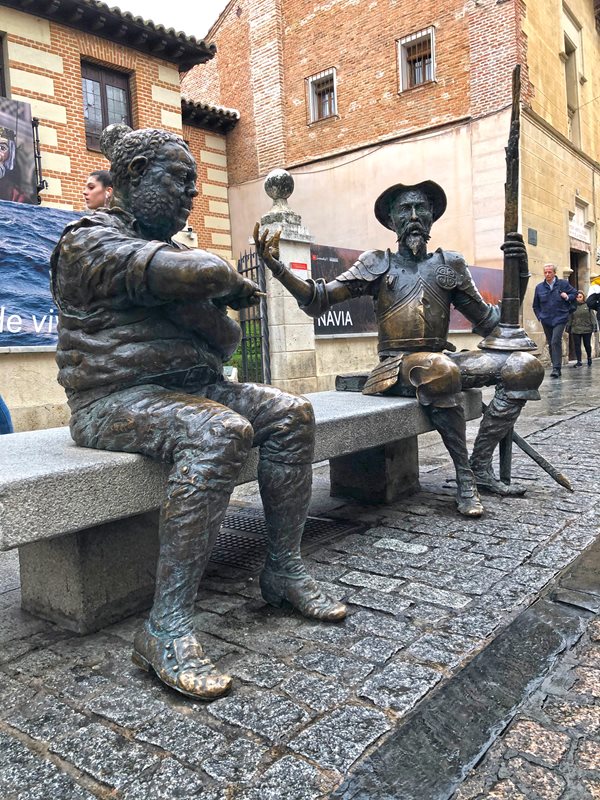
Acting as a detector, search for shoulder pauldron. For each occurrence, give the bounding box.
[336,249,390,284]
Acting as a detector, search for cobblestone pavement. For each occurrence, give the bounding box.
[451,617,600,800]
[0,367,598,799]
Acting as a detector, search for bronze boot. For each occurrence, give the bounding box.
[258,455,347,622]
[132,623,232,700]
[470,390,526,496]
[426,405,483,517]
[260,560,347,622]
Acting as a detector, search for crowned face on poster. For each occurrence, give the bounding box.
[0,98,38,205]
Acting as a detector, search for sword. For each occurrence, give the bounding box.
[482,401,573,492]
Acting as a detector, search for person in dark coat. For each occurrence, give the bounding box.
[532,264,577,377]
[0,394,13,434]
[567,290,597,367]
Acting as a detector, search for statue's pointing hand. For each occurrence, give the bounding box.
[254,223,285,277]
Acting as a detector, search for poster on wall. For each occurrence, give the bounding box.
[0,200,79,348]
[311,245,503,338]
[0,98,38,205]
[448,265,504,332]
[310,244,377,336]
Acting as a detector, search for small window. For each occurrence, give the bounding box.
[81,62,131,150]
[307,68,337,123]
[397,28,435,92]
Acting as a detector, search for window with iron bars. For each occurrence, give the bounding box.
[307,68,337,123]
[397,28,435,92]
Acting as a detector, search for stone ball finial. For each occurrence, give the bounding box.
[264,169,294,202]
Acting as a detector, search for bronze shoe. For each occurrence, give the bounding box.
[473,468,526,497]
[132,624,232,701]
[260,569,347,622]
[456,472,484,517]
[456,492,484,517]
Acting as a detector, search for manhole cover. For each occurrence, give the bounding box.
[208,508,363,573]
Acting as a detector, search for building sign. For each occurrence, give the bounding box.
[0,98,38,205]
[0,200,79,348]
[568,219,591,244]
[310,244,377,336]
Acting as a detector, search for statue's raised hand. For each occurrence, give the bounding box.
[253,223,285,277]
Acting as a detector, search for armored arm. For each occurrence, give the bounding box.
[253,224,381,318]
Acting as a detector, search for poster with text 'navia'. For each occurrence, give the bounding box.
[0,199,78,348]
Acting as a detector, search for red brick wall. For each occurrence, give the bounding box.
[185,0,522,183]
[468,0,520,117]
[6,20,187,210]
[182,123,229,251]
[182,1,258,186]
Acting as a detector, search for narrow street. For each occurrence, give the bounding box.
[0,364,598,799]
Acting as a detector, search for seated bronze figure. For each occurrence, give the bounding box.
[255,180,543,517]
[51,125,346,701]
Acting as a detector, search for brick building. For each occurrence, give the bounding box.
[0,0,239,429]
[183,0,600,386]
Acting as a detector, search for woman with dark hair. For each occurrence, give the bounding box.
[83,169,113,210]
[567,290,596,367]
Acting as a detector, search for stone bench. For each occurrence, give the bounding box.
[0,389,481,633]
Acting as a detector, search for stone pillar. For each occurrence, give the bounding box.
[259,169,318,394]
[330,438,421,504]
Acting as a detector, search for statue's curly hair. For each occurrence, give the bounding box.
[100,124,190,186]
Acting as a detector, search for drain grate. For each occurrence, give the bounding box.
[208,508,363,573]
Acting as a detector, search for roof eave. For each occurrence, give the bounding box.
[0,0,216,69]
[181,98,239,134]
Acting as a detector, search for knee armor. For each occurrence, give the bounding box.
[405,352,462,408]
[500,352,544,400]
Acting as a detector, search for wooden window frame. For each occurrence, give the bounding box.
[81,61,131,151]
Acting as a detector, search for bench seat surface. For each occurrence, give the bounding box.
[0,389,481,549]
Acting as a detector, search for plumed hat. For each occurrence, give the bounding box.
[374,180,447,231]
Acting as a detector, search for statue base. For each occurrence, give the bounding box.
[478,323,536,352]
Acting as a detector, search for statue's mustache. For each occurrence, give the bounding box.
[397,221,430,244]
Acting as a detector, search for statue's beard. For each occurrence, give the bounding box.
[130,186,189,240]
[398,223,430,256]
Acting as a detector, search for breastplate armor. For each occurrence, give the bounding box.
[376,251,452,355]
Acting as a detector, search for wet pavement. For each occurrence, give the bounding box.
[0,364,599,799]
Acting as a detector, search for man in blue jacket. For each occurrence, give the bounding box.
[533,264,577,377]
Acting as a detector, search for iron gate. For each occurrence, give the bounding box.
[236,250,271,384]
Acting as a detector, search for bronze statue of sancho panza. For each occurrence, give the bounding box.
[51,124,346,701]
[255,180,543,517]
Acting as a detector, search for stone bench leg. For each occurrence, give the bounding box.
[19,511,159,634]
[329,437,420,504]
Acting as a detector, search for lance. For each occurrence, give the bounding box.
[478,65,538,482]
[479,64,536,351]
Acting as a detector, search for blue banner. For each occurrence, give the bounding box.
[0,199,79,347]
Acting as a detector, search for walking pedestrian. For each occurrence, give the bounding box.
[566,290,596,367]
[0,394,13,434]
[533,264,577,378]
